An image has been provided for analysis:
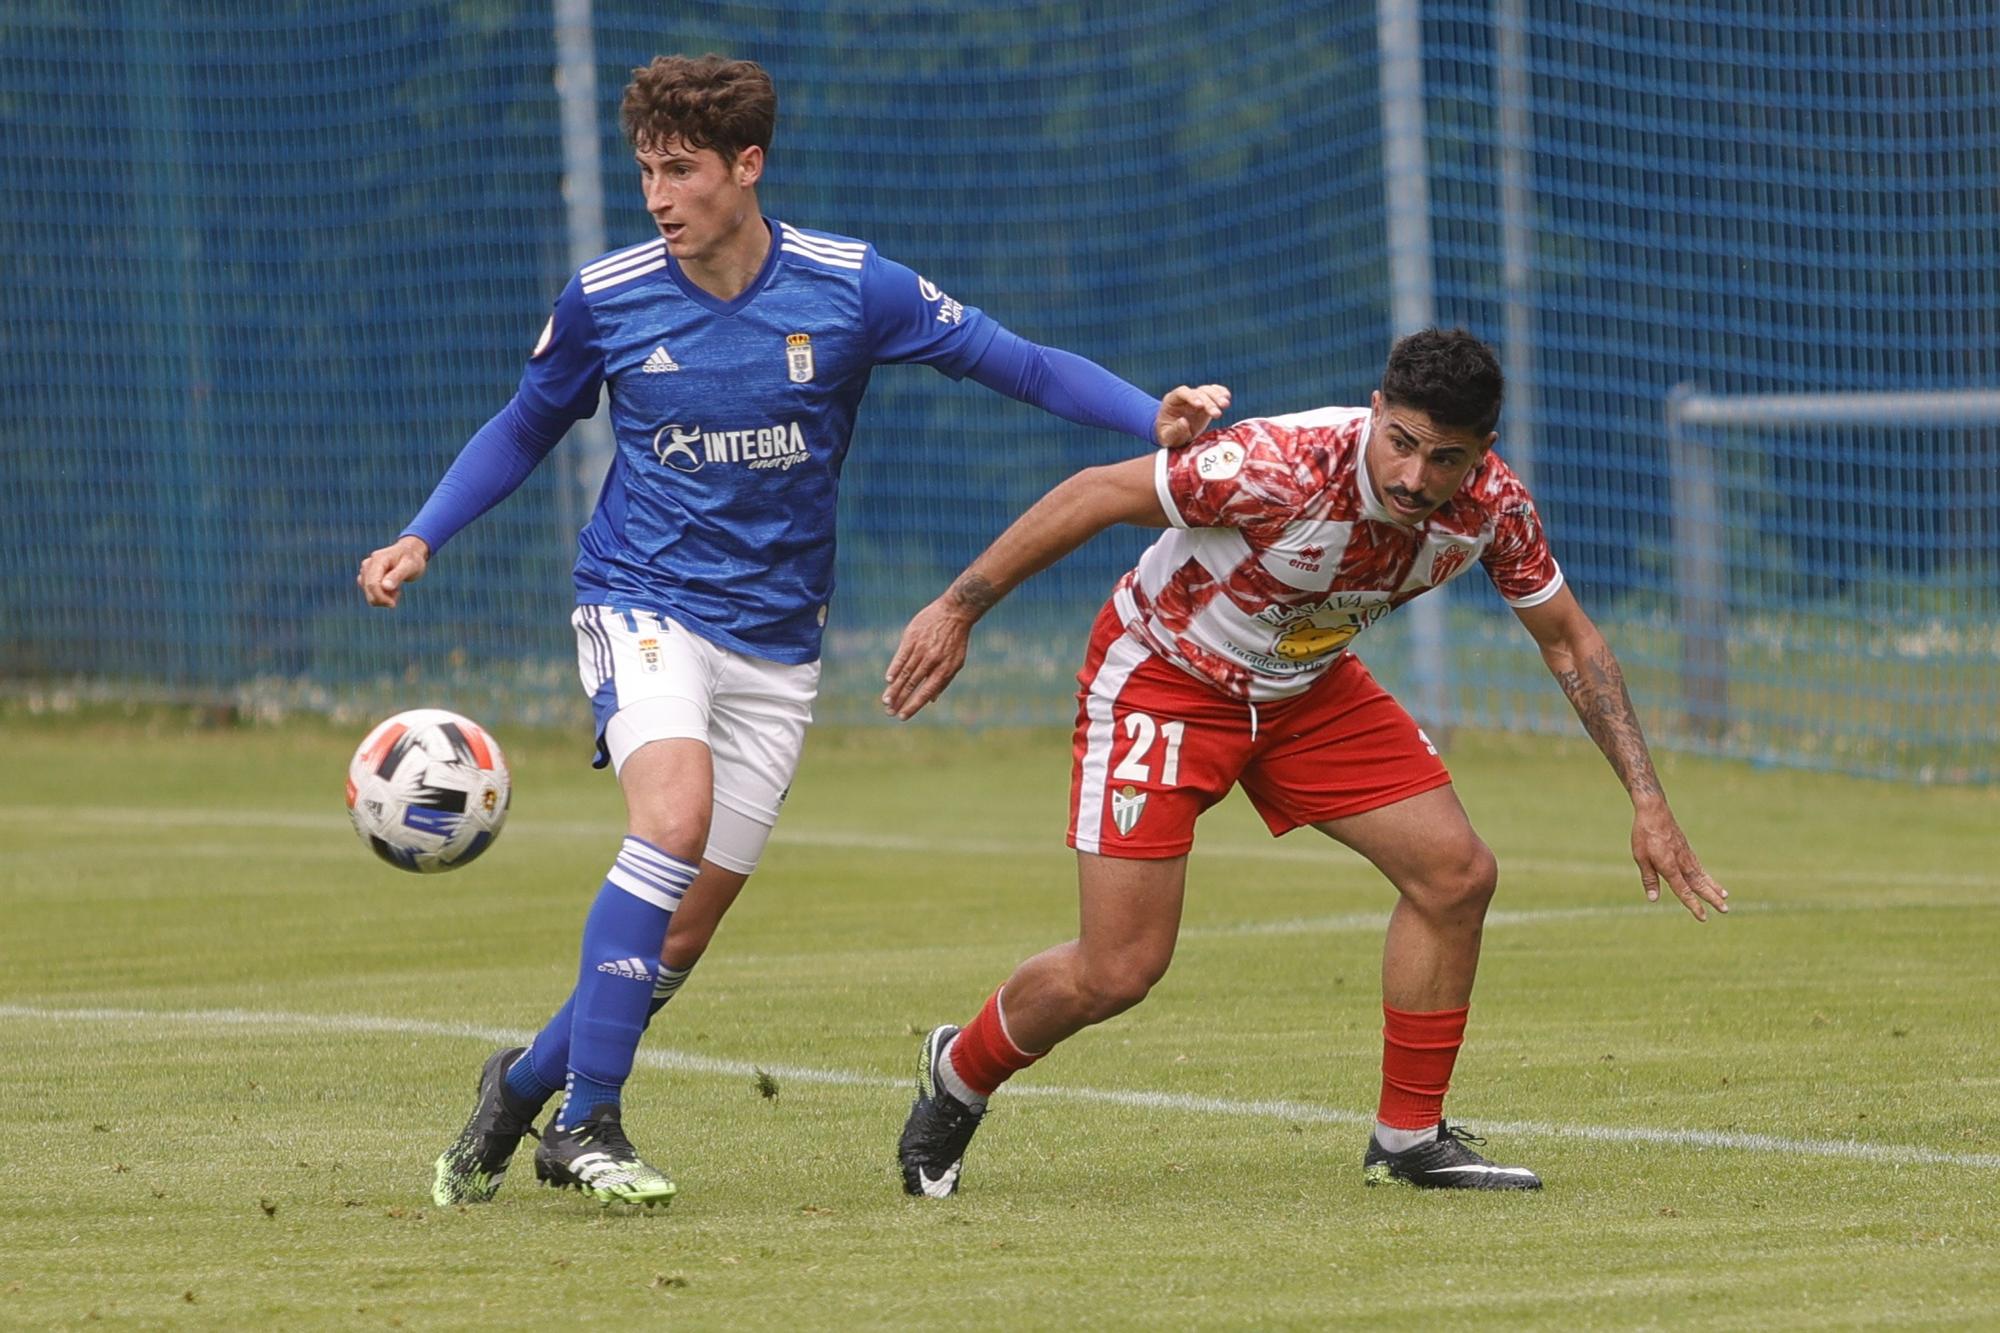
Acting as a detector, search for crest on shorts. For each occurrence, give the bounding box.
[1110,784,1147,837]
[786,332,815,383]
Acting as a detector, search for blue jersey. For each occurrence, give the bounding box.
[521,221,1000,665]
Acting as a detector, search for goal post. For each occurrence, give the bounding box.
[1664,385,2000,764]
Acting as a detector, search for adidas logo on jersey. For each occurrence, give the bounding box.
[596,957,653,981]
[642,344,681,373]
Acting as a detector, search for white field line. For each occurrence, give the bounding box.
[4,803,1999,893]
[2,1003,1996,1173]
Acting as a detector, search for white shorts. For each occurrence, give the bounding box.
[572,605,819,875]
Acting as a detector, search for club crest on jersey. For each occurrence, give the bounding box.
[1110,784,1147,837]
[638,636,662,672]
[786,332,815,383]
[1429,543,1473,585]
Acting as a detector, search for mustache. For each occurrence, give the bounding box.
[1384,487,1431,506]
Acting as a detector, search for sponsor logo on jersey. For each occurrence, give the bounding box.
[917,275,965,325]
[1288,543,1326,572]
[652,421,813,473]
[642,343,681,373]
[1428,543,1473,585]
[1254,589,1393,628]
[1254,591,1397,667]
[1196,440,1245,481]
[786,332,815,383]
[1110,784,1147,837]
[1273,621,1361,662]
[653,424,705,472]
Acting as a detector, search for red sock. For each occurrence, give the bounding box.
[945,989,1042,1097]
[1377,1002,1469,1129]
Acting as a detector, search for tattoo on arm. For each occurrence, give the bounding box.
[1554,644,1664,799]
[947,571,1003,616]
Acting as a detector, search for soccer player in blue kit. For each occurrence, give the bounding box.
[356,53,1229,1206]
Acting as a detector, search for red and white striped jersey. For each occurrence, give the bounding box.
[1110,405,1563,701]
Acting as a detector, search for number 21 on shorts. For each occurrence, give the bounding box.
[1112,711,1185,786]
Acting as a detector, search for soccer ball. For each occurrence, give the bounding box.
[346,708,511,873]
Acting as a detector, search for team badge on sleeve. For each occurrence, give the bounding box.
[1196,439,1245,481]
[786,332,815,383]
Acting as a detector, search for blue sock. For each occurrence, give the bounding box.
[558,837,697,1128]
[648,962,696,1017]
[501,959,698,1111]
[506,995,572,1106]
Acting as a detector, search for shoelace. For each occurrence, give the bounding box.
[914,1091,982,1151]
[578,1117,638,1157]
[1440,1123,1487,1150]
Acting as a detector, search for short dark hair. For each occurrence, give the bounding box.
[1380,327,1504,436]
[620,54,776,161]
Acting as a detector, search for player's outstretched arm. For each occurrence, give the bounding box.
[1514,586,1729,922]
[957,326,1229,450]
[883,455,1168,720]
[358,535,431,609]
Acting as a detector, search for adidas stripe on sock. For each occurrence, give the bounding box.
[648,963,695,1018]
[559,837,696,1127]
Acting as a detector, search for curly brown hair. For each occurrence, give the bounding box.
[620,54,776,161]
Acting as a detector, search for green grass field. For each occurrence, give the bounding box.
[2,709,1996,1328]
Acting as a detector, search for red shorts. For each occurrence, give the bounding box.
[1067,604,1452,859]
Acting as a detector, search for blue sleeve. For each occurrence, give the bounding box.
[400,394,569,553]
[516,274,605,422]
[962,325,1161,443]
[859,249,999,377]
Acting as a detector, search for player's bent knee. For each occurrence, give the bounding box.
[1459,838,1499,905]
[1401,836,1498,918]
[1074,959,1168,1023]
[626,812,711,862]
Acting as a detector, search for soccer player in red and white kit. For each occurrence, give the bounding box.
[883,327,1727,1193]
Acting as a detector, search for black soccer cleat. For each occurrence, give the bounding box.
[898,1024,985,1198]
[431,1045,544,1205]
[1363,1121,1543,1190]
[533,1103,677,1206]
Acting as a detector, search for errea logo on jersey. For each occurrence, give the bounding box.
[652,422,811,474]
